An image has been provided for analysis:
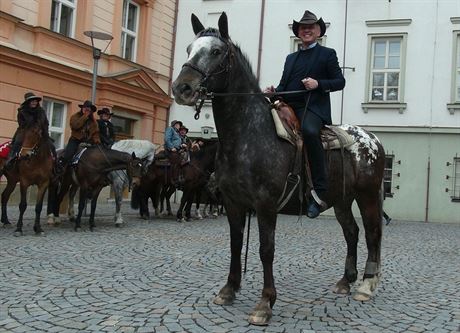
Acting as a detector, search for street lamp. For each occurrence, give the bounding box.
[83,31,113,103]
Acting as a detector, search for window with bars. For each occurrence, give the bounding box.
[42,99,67,149]
[369,37,403,102]
[121,0,139,61]
[50,0,76,38]
[452,157,460,202]
[384,155,394,198]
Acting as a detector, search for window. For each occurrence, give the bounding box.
[456,34,460,102]
[451,157,460,202]
[369,37,402,102]
[112,116,134,140]
[50,0,76,38]
[121,0,139,61]
[43,99,67,149]
[362,34,407,113]
[384,155,394,198]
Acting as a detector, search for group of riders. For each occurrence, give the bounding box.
[2,92,194,187]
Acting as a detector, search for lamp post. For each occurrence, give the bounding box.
[83,31,113,103]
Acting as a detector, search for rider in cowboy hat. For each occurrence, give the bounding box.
[5,92,51,169]
[265,10,345,218]
[97,107,115,148]
[58,100,100,171]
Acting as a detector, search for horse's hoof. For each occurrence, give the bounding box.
[177,218,184,223]
[115,224,121,228]
[353,276,379,301]
[141,215,148,220]
[213,294,234,305]
[89,227,95,232]
[185,217,192,222]
[333,279,351,294]
[248,309,272,326]
[74,227,81,232]
[35,231,45,237]
[13,231,23,237]
[2,220,11,226]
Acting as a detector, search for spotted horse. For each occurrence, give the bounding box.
[172,12,385,326]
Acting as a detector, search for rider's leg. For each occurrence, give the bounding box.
[5,131,22,168]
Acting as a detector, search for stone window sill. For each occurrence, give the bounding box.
[361,102,407,114]
[447,103,460,115]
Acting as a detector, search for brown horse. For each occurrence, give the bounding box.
[172,13,385,325]
[49,146,143,231]
[1,127,54,236]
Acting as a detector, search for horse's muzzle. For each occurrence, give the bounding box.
[172,82,200,106]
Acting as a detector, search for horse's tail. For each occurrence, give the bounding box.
[131,186,141,209]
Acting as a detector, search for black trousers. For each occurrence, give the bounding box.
[62,137,82,163]
[295,109,328,198]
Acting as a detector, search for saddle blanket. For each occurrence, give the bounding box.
[0,141,11,159]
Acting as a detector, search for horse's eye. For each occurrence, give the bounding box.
[211,49,221,56]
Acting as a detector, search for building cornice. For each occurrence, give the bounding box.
[451,17,460,24]
[365,19,412,27]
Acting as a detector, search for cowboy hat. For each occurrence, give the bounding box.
[78,100,97,112]
[22,92,42,105]
[171,120,183,127]
[179,126,189,133]
[97,107,114,116]
[292,10,326,38]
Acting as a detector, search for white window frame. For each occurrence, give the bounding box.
[43,98,67,149]
[50,0,77,38]
[447,30,460,114]
[121,0,140,62]
[362,33,408,113]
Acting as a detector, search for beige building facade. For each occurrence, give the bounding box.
[0,0,177,148]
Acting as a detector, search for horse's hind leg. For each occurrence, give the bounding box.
[333,201,359,294]
[1,179,16,225]
[113,183,124,226]
[74,189,86,231]
[33,183,47,235]
[214,204,246,306]
[354,192,382,301]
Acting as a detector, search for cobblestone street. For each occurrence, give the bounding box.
[0,203,459,333]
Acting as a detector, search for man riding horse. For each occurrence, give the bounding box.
[58,100,100,170]
[164,119,188,187]
[265,10,345,218]
[97,107,115,148]
[5,92,57,170]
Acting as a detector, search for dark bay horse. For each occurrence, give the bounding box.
[1,127,54,236]
[172,13,385,325]
[49,146,143,231]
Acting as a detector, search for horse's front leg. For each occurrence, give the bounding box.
[113,183,124,226]
[176,189,188,222]
[214,203,246,305]
[14,184,28,236]
[68,183,78,222]
[74,189,87,231]
[89,187,103,232]
[248,209,277,326]
[33,183,48,236]
[1,179,16,225]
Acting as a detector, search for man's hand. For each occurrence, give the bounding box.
[171,148,177,152]
[264,85,275,93]
[302,77,318,90]
[181,144,187,148]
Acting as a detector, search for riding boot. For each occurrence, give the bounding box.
[5,140,21,169]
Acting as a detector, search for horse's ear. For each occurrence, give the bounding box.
[218,12,229,40]
[132,152,136,159]
[191,14,205,35]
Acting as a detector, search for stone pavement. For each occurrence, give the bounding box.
[0,202,459,333]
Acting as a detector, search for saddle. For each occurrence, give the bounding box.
[154,149,189,167]
[271,101,355,212]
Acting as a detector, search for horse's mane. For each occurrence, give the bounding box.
[197,28,259,90]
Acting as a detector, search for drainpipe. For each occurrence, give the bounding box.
[167,0,180,126]
[339,0,348,124]
[425,158,431,223]
[255,0,266,82]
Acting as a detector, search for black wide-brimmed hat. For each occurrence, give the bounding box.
[22,92,42,105]
[179,126,189,133]
[171,120,183,127]
[97,107,114,116]
[292,10,326,38]
[78,100,97,112]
